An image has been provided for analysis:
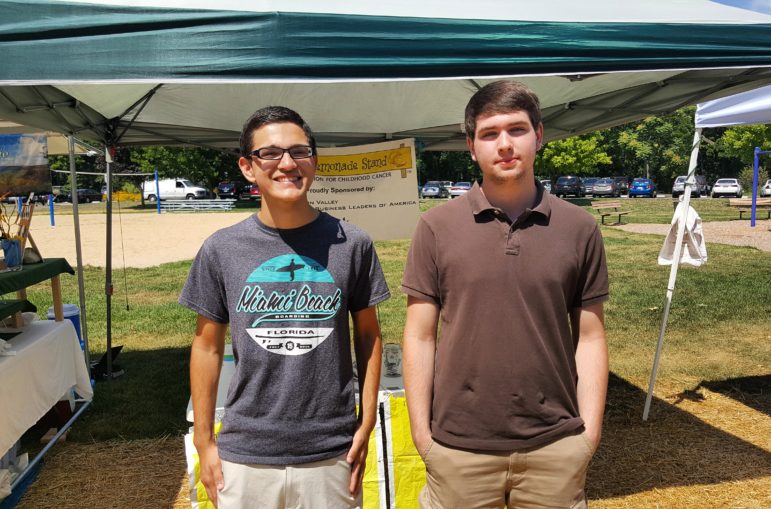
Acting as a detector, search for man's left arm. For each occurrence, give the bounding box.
[347,305,383,495]
[572,301,608,451]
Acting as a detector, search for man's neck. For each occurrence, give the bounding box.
[481,179,537,221]
[258,198,319,229]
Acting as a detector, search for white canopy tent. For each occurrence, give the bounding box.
[644,82,771,420]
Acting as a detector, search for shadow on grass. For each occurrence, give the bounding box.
[697,374,770,417]
[587,373,771,500]
[68,346,192,441]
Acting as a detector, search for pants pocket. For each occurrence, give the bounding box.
[420,438,435,461]
[578,431,596,459]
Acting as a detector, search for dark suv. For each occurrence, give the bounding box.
[553,176,584,198]
[612,176,629,195]
[217,181,244,199]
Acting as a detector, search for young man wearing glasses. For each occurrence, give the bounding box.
[402,81,608,508]
[181,106,390,508]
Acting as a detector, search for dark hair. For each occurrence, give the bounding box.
[239,106,317,157]
[464,81,542,139]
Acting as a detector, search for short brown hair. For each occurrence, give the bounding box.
[239,106,316,157]
[464,81,542,139]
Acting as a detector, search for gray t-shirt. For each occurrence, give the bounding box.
[180,212,390,465]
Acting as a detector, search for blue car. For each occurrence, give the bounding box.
[629,178,657,198]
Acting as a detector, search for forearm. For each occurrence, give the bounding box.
[402,298,438,439]
[355,336,381,433]
[403,334,435,437]
[575,331,608,441]
[352,307,383,433]
[190,317,226,447]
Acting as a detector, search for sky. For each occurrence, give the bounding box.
[713,0,771,14]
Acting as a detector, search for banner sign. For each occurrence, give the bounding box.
[0,134,52,197]
[311,139,420,241]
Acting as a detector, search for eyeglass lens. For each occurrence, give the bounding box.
[253,146,313,160]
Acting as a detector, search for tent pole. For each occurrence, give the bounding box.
[105,146,113,381]
[643,128,702,421]
[752,147,760,227]
[67,136,91,372]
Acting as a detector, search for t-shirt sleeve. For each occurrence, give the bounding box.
[179,240,229,323]
[574,223,609,308]
[349,238,391,312]
[401,217,440,305]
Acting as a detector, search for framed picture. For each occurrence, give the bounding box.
[0,134,52,198]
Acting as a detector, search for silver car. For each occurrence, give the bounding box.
[711,178,743,198]
[761,179,771,198]
[592,178,619,198]
[421,181,449,199]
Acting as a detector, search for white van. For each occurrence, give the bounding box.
[142,178,209,201]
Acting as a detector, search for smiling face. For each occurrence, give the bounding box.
[466,110,543,185]
[238,122,317,205]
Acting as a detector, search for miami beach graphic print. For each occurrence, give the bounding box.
[237,254,341,356]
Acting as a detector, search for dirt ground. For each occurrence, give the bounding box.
[27,212,771,269]
[29,211,255,267]
[614,219,771,252]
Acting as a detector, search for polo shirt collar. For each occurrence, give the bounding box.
[468,180,552,220]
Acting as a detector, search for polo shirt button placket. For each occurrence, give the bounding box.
[506,224,520,255]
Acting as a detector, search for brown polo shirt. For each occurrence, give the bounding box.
[402,181,608,451]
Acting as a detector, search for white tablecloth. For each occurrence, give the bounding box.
[0,320,93,456]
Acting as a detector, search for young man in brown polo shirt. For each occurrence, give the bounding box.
[402,81,609,508]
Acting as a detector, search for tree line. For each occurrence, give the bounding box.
[50,106,770,195]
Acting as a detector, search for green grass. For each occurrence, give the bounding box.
[17,205,771,442]
[420,195,745,223]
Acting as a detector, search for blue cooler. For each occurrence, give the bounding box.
[47,304,82,350]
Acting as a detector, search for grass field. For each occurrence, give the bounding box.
[14,198,771,507]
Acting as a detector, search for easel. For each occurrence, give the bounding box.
[3,197,45,328]
[17,198,43,262]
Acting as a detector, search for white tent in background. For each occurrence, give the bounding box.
[644,83,771,420]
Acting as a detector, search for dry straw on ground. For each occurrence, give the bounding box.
[15,377,770,508]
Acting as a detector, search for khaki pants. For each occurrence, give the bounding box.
[218,454,361,509]
[419,432,595,509]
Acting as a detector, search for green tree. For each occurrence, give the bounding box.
[738,166,769,195]
[418,151,478,185]
[535,132,612,179]
[606,107,695,190]
[715,125,771,167]
[130,146,237,191]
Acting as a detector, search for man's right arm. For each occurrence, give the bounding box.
[402,295,440,457]
[190,314,228,506]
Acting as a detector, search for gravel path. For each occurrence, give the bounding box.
[612,220,771,252]
[27,212,771,268]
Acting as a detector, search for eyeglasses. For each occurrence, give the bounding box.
[247,145,314,160]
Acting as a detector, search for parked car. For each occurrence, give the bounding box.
[540,179,552,193]
[671,175,708,198]
[760,179,771,197]
[249,184,261,201]
[449,181,472,198]
[591,178,619,198]
[629,178,657,198]
[63,188,103,203]
[142,178,209,201]
[613,176,629,195]
[553,176,584,197]
[421,181,450,199]
[581,177,599,195]
[711,178,743,198]
[439,181,453,193]
[217,180,244,199]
